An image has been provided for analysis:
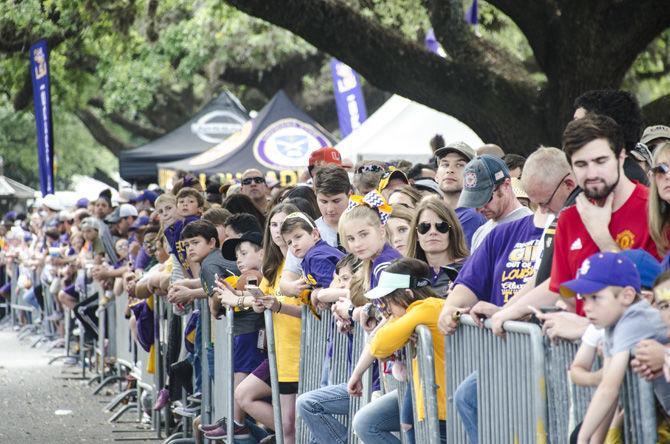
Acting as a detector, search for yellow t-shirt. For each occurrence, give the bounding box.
[260,261,303,382]
[369,297,447,421]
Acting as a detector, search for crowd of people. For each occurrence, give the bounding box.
[2,88,670,443]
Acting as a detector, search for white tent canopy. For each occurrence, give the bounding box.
[336,95,483,164]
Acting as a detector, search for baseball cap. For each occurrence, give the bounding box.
[118,188,139,204]
[129,215,150,232]
[630,142,653,168]
[413,178,444,197]
[131,190,159,205]
[105,204,139,224]
[619,249,662,290]
[309,147,342,167]
[75,197,89,209]
[365,270,432,300]
[559,252,641,298]
[42,194,63,211]
[434,141,475,161]
[641,125,670,145]
[511,177,529,201]
[221,231,263,261]
[457,155,511,209]
[378,169,409,193]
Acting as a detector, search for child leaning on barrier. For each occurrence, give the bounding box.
[559,252,670,444]
[348,258,447,444]
[202,229,266,442]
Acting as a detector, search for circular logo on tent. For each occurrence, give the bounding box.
[189,121,253,166]
[253,118,332,169]
[191,111,247,144]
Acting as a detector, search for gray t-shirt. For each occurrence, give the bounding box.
[470,206,532,252]
[200,249,260,336]
[284,217,339,275]
[603,299,670,413]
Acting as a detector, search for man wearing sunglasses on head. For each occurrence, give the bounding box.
[240,169,270,213]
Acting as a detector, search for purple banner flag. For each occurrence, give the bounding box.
[425,29,446,57]
[29,39,55,195]
[466,0,479,25]
[330,58,367,137]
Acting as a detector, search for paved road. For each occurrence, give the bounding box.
[0,327,156,443]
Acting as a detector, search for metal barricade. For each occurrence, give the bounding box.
[347,323,372,444]
[405,325,441,443]
[200,298,213,428]
[296,306,332,444]
[620,366,657,443]
[211,306,235,444]
[264,309,285,444]
[445,315,546,444]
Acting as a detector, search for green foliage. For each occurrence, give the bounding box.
[0,104,117,190]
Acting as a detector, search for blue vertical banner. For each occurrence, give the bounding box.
[466,0,479,25]
[330,58,367,137]
[29,39,55,195]
[425,29,446,57]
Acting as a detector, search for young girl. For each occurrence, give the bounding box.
[349,258,447,444]
[226,203,301,444]
[297,190,401,443]
[386,205,414,257]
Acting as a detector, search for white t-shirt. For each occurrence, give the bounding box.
[580,323,605,348]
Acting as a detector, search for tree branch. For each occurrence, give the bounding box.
[223,0,545,151]
[641,94,670,127]
[75,108,131,156]
[12,74,33,111]
[87,98,164,139]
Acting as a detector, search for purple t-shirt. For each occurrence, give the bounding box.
[455,207,486,248]
[370,243,403,289]
[302,239,345,288]
[455,215,543,306]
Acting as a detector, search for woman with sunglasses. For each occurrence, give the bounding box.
[348,258,448,444]
[406,197,470,297]
[648,142,670,259]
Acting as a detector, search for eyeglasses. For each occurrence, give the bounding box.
[241,177,265,186]
[356,164,385,174]
[538,173,569,208]
[416,221,451,235]
[652,163,670,176]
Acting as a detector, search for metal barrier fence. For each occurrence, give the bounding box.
[264,309,285,444]
[621,366,657,443]
[405,325,441,443]
[211,306,235,444]
[445,315,546,444]
[347,323,372,444]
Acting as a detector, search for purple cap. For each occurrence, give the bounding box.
[129,215,150,231]
[560,252,641,298]
[132,190,159,205]
[76,198,89,209]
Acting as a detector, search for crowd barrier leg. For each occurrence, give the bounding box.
[264,309,284,444]
[201,299,213,432]
[48,308,74,364]
[154,294,165,439]
[405,325,440,443]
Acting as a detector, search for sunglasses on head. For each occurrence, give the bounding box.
[652,163,670,176]
[357,164,385,174]
[416,221,451,235]
[241,177,266,186]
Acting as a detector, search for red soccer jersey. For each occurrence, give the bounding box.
[549,183,659,315]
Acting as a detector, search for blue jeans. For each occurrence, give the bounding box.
[193,315,202,393]
[455,371,478,444]
[296,383,350,444]
[401,386,415,444]
[353,389,401,444]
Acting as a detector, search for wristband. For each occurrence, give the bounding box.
[276,301,283,313]
[347,304,355,320]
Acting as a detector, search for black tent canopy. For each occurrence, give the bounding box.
[158,90,335,184]
[119,91,249,183]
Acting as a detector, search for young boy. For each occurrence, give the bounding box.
[280,212,344,299]
[560,252,670,443]
[167,187,205,277]
[199,230,266,440]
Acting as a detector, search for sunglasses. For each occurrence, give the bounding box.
[356,164,385,174]
[652,163,670,176]
[416,221,451,235]
[241,177,266,186]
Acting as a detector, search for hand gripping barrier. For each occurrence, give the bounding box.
[404,325,441,443]
[620,365,657,443]
[445,315,547,444]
